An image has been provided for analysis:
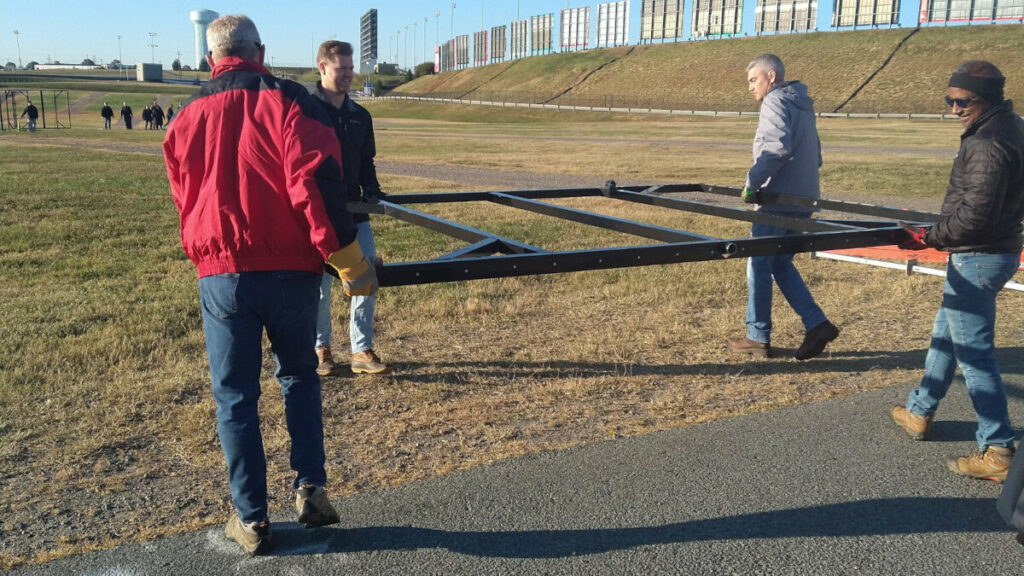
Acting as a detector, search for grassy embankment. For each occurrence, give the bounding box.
[393,25,1024,114]
[1,62,1022,569]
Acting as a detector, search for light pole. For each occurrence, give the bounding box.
[148,32,158,64]
[404,25,409,71]
[413,21,417,66]
[117,34,123,80]
[396,28,400,68]
[13,30,21,68]
[424,17,428,64]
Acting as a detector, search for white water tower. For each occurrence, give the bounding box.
[189,9,219,69]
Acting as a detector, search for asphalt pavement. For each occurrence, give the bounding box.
[10,361,1024,575]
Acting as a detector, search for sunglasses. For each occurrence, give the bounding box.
[944,95,978,108]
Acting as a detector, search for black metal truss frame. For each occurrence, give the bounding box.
[348,182,937,287]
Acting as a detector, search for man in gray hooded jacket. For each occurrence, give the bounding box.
[727,54,839,361]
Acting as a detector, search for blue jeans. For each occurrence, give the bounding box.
[199,271,327,523]
[906,252,1020,451]
[745,219,828,344]
[317,220,377,354]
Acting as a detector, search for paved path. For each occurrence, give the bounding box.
[11,355,1024,575]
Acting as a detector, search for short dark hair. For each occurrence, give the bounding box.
[953,60,1003,79]
[317,40,353,64]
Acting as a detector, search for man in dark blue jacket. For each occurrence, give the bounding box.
[311,40,391,376]
[892,60,1024,482]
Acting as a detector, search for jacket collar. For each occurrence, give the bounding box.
[313,81,351,111]
[211,56,271,78]
[962,99,1014,138]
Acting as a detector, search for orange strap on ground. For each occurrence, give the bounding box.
[828,245,1024,269]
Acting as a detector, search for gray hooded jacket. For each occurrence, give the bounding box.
[745,81,822,213]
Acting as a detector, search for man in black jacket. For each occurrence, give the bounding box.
[120,102,133,129]
[100,102,114,129]
[311,40,390,376]
[891,60,1024,482]
[20,100,38,131]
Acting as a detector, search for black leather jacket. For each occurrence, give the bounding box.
[310,85,382,224]
[926,100,1024,254]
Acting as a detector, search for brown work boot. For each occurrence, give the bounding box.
[351,349,390,374]
[890,405,933,441]
[727,336,772,358]
[295,484,340,527]
[224,516,272,555]
[316,346,338,376]
[946,445,1014,482]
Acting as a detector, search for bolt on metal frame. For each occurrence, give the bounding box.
[348,182,936,287]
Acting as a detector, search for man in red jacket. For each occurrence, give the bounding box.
[164,14,376,555]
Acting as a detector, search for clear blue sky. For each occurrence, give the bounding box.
[1,1,933,70]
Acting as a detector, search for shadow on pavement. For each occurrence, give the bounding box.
[267,497,1007,559]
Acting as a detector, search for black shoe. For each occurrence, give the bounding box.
[794,321,839,360]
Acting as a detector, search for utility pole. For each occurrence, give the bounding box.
[148,32,158,64]
[13,30,22,68]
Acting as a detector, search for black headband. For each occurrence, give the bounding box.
[949,72,1005,103]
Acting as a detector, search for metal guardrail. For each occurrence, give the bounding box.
[380,95,961,120]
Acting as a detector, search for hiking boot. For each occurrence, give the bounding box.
[316,346,338,376]
[727,336,772,358]
[890,405,933,441]
[794,320,840,360]
[296,484,340,527]
[351,349,390,374]
[225,516,272,555]
[946,445,1014,482]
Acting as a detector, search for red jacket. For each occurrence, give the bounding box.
[164,57,355,278]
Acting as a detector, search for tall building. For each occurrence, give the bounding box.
[360,9,378,74]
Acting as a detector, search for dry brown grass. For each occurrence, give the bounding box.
[2,108,1022,570]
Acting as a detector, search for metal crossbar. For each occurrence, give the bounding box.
[348,183,936,287]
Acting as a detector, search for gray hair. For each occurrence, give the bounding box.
[747,54,785,82]
[207,14,262,61]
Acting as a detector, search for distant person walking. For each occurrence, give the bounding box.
[152,102,164,130]
[311,40,391,377]
[891,60,1024,482]
[101,102,114,129]
[726,54,838,361]
[20,100,39,132]
[165,104,174,124]
[142,106,153,130]
[164,14,376,556]
[120,102,133,129]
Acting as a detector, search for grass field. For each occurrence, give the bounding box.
[1,92,1023,569]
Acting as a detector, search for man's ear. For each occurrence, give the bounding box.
[258,44,266,65]
[205,52,215,69]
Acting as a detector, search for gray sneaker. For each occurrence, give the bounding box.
[296,484,341,527]
[225,516,272,555]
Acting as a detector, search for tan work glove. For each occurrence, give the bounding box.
[326,241,379,297]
